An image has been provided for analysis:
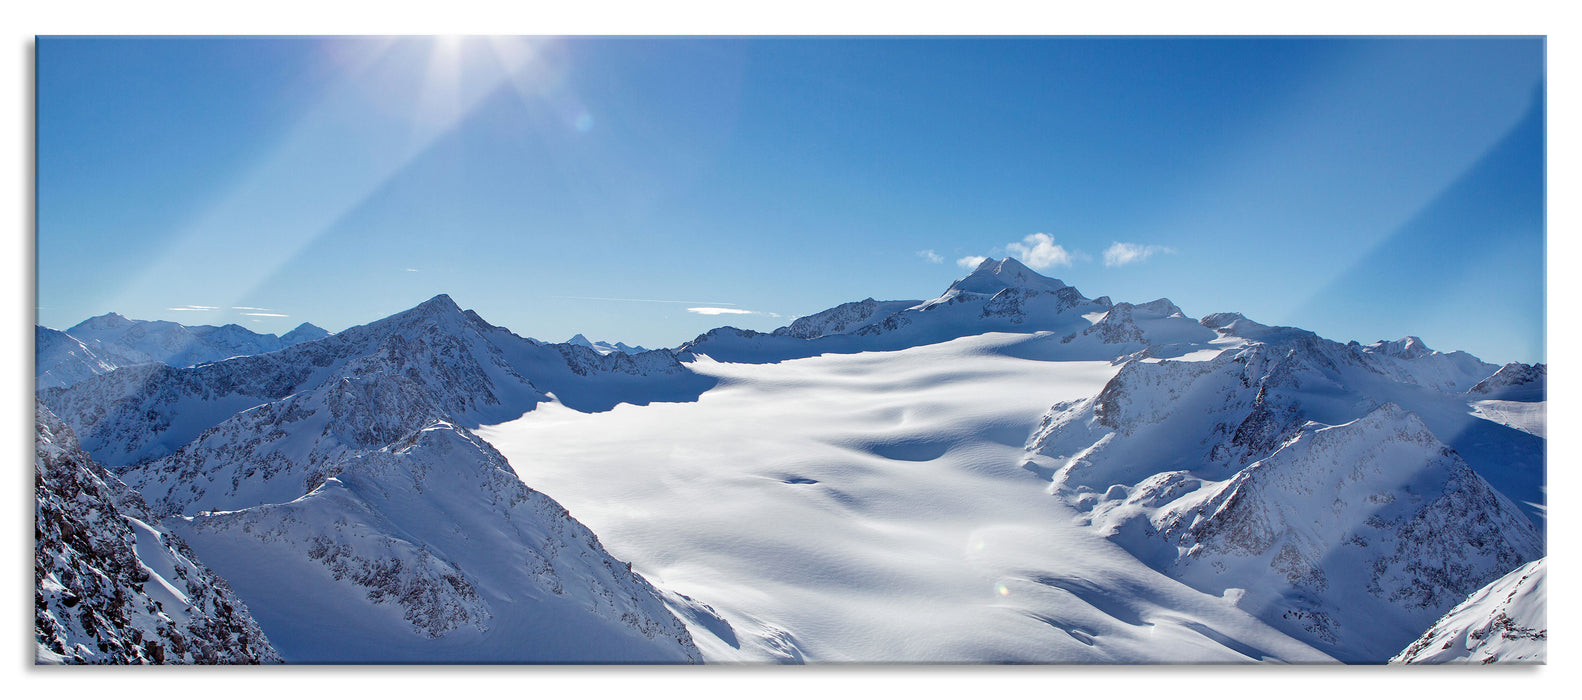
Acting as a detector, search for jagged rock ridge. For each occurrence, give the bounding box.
[34,401,279,664]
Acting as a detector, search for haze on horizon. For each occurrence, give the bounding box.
[36,36,1545,363]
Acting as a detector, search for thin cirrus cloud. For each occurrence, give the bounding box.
[243,312,290,318]
[167,304,219,312]
[686,307,780,318]
[1103,242,1175,267]
[917,249,944,264]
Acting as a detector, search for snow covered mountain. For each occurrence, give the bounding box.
[35,325,117,390]
[35,401,278,664]
[36,315,333,392]
[1392,557,1546,664]
[167,419,701,662]
[567,333,649,355]
[36,258,1542,664]
[62,314,329,369]
[679,258,1120,363]
[38,295,708,663]
[40,294,714,468]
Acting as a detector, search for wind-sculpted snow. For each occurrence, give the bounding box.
[170,420,701,663]
[1392,557,1545,664]
[34,402,278,664]
[481,334,1337,663]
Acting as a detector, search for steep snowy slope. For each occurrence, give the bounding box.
[35,325,119,390]
[1027,325,1542,660]
[480,334,1335,663]
[35,401,278,664]
[1392,557,1545,664]
[169,419,700,663]
[63,296,710,662]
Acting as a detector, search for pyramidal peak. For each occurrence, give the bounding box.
[948,257,1070,295]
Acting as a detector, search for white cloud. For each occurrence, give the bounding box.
[167,305,219,312]
[1103,242,1176,267]
[243,312,289,318]
[686,307,760,316]
[404,268,420,272]
[1005,233,1075,269]
[917,249,944,264]
[957,255,988,269]
[231,306,269,311]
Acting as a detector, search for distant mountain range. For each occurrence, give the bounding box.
[36,316,330,390]
[35,258,1544,664]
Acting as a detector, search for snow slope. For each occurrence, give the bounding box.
[480,333,1335,663]
[34,401,278,664]
[71,297,711,663]
[35,325,119,390]
[1392,557,1545,664]
[169,420,700,663]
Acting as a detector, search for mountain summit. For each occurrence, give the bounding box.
[948,257,1070,295]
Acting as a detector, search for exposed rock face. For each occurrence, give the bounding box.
[34,401,279,664]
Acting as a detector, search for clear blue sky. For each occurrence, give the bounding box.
[36,36,1545,363]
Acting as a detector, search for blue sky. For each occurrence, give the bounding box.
[36,36,1545,363]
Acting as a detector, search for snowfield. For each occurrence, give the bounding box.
[480,332,1334,663]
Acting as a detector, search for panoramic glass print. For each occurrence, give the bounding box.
[34,36,1545,664]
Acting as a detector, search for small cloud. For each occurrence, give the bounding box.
[957,255,988,269]
[231,306,270,311]
[404,268,420,272]
[1006,233,1076,269]
[917,249,944,264]
[1103,242,1175,267]
[167,305,219,312]
[243,312,289,318]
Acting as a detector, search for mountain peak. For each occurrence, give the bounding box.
[948,257,1068,295]
[417,293,460,312]
[567,333,594,347]
[1366,336,1433,360]
[66,312,132,333]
